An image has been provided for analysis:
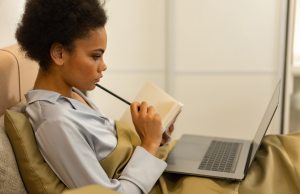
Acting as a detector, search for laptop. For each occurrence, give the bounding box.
[165,81,280,180]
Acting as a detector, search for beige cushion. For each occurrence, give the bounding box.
[4,110,67,194]
[0,48,20,116]
[0,44,38,116]
[4,44,38,97]
[0,114,27,194]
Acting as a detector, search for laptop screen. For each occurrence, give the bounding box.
[248,82,280,165]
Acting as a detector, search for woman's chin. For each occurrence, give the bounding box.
[86,84,97,91]
[76,84,96,92]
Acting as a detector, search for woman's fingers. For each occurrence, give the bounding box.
[131,101,155,116]
[130,101,163,155]
[130,102,140,117]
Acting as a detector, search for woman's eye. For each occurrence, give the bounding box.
[92,55,101,60]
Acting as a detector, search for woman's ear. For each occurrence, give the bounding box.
[50,43,65,66]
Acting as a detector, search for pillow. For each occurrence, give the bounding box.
[4,110,67,194]
[0,114,27,194]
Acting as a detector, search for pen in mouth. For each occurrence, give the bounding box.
[95,83,131,106]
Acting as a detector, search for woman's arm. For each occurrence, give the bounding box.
[35,118,165,194]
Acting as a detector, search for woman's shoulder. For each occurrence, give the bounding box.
[25,89,73,121]
[25,89,63,105]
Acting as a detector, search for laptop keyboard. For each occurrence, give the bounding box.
[198,140,242,173]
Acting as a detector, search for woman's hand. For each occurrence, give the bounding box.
[130,101,163,155]
[161,123,175,145]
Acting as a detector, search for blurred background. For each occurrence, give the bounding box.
[1,0,299,140]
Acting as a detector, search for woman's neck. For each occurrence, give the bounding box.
[34,68,73,98]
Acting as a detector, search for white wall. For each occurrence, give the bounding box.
[0,0,25,47]
[1,0,287,140]
[167,0,287,139]
[91,0,287,140]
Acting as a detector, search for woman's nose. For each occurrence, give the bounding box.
[98,62,107,72]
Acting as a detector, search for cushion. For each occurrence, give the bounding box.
[4,110,67,194]
[0,114,27,194]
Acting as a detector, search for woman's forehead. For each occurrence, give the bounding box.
[73,28,107,50]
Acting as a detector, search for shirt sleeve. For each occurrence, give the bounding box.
[120,146,167,193]
[35,118,166,194]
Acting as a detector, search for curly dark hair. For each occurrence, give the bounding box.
[16,0,107,70]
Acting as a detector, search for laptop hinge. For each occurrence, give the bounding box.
[243,143,253,179]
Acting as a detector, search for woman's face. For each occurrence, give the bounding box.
[61,27,107,91]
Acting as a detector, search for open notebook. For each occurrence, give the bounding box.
[119,82,183,132]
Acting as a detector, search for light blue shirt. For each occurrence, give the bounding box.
[25,88,166,194]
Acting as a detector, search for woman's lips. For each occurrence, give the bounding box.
[95,76,102,83]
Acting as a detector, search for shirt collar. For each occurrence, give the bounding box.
[25,88,98,111]
[25,89,61,104]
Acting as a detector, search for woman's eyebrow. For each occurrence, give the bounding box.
[93,48,105,53]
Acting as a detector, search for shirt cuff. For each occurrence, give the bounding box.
[119,146,167,193]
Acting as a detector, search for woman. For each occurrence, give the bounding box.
[16,0,300,194]
[16,0,172,193]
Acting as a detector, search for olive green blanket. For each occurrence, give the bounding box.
[66,122,300,194]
